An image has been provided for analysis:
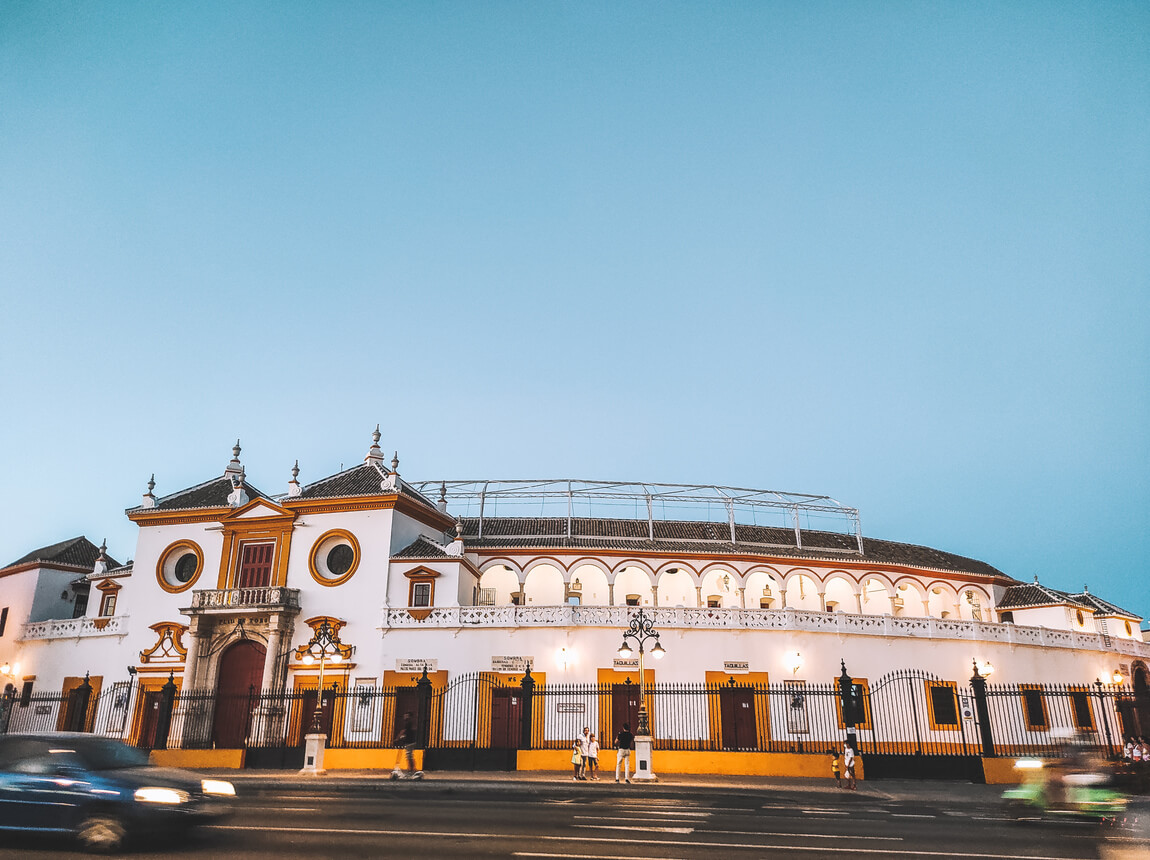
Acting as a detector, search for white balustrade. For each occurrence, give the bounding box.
[379,604,1150,657]
[20,615,129,640]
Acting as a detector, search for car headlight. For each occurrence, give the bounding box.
[201,779,235,797]
[134,787,190,804]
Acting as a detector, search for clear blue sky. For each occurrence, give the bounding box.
[2,3,1147,620]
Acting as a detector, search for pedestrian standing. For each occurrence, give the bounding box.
[571,739,584,780]
[843,741,857,790]
[830,749,842,788]
[587,733,600,780]
[578,727,591,777]
[615,722,634,783]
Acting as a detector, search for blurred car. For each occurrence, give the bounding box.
[0,732,234,852]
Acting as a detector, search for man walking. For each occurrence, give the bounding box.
[393,711,422,779]
[615,722,634,783]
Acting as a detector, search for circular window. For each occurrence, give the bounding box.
[309,530,360,586]
[157,541,204,593]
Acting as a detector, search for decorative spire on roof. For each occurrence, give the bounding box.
[1033,574,1039,584]
[141,474,157,509]
[437,481,448,513]
[288,459,302,497]
[380,450,402,493]
[226,455,248,507]
[92,539,109,576]
[364,425,385,468]
[224,439,243,481]
[447,517,465,556]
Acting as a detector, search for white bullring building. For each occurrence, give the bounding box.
[2,431,1147,770]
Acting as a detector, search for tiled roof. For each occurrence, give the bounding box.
[1068,591,1140,620]
[458,517,1005,577]
[997,582,1090,611]
[3,536,121,572]
[392,536,451,559]
[295,464,443,512]
[296,463,388,499]
[128,476,268,512]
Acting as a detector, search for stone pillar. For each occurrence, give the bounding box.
[778,589,788,609]
[853,589,863,614]
[260,616,284,694]
[737,587,745,609]
[695,586,702,608]
[651,587,658,607]
[818,590,827,612]
[608,583,614,605]
[182,620,204,691]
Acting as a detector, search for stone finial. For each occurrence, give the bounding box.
[224,439,243,480]
[1083,584,1089,594]
[141,474,157,508]
[364,424,385,467]
[92,539,109,576]
[1033,574,1039,584]
[227,463,249,507]
[437,481,448,513]
[288,459,302,497]
[455,518,464,540]
[391,451,400,474]
[446,517,465,556]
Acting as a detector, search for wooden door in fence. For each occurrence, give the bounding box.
[489,687,522,749]
[720,685,757,750]
[612,684,641,739]
[211,640,265,748]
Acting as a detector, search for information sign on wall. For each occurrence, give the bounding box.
[396,659,438,673]
[724,661,750,672]
[492,656,529,672]
[613,658,639,670]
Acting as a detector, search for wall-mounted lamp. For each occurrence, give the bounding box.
[975,660,994,678]
[1112,669,1123,685]
[783,651,803,675]
[556,646,576,670]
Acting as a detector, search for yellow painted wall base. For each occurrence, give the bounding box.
[517,749,863,780]
[982,757,1022,785]
[150,749,245,769]
[322,748,424,770]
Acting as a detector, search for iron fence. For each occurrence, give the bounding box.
[1,672,1142,763]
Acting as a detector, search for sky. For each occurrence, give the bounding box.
[1,3,1147,621]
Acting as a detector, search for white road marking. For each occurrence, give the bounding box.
[239,806,319,813]
[573,824,695,834]
[208,825,1094,858]
[892,813,936,819]
[573,811,712,819]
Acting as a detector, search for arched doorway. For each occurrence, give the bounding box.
[211,639,266,748]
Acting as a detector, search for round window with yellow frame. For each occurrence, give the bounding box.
[309,529,361,586]
[157,540,204,593]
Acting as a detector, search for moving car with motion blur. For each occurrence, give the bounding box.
[0,732,234,852]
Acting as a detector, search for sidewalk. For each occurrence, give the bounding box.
[204,768,1007,808]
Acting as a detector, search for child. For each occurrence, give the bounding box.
[587,733,600,780]
[830,749,841,788]
[571,739,585,780]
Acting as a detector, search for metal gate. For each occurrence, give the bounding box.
[861,669,982,780]
[424,673,522,771]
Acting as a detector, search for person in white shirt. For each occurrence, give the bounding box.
[843,742,857,790]
[586,733,601,780]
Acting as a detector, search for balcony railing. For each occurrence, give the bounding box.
[381,605,1150,657]
[188,587,300,613]
[21,615,130,641]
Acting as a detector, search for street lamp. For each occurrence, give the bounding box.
[617,607,664,781]
[295,618,352,775]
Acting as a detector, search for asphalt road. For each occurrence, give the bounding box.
[1,782,1146,859]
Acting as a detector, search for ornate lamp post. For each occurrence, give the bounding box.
[617,607,665,781]
[295,618,352,775]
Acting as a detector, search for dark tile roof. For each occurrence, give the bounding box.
[997,582,1085,611]
[296,463,387,499]
[457,517,1005,577]
[295,464,442,512]
[392,536,451,559]
[127,476,268,512]
[3,536,122,572]
[1068,591,1140,620]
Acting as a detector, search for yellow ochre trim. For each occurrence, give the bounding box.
[156,540,204,594]
[308,529,362,587]
[516,749,863,779]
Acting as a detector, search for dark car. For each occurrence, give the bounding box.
[0,732,234,852]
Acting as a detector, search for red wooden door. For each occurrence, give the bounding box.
[211,640,266,748]
[237,543,274,589]
[612,684,641,740]
[720,686,756,750]
[490,688,522,749]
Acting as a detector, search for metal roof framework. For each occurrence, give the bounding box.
[410,479,864,554]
